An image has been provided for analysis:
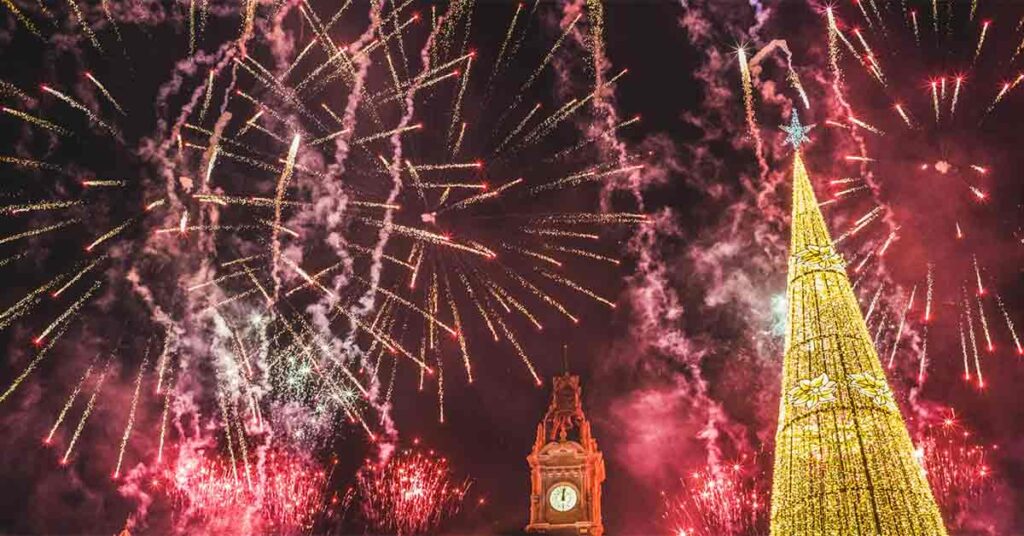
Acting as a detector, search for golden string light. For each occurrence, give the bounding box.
[770,148,946,534]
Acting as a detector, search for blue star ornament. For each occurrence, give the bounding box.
[780,111,815,150]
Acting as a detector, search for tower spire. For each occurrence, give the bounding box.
[769,131,946,534]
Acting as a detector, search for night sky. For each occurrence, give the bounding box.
[0,1,1023,535]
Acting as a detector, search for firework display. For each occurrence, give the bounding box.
[660,460,768,536]
[1,1,1023,534]
[342,448,471,535]
[770,135,944,534]
[0,0,639,532]
[722,2,1024,533]
[159,447,330,534]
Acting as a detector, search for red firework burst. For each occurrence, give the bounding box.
[154,447,329,533]
[343,447,471,534]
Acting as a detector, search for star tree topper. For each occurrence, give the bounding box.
[780,111,815,150]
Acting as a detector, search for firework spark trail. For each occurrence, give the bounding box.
[848,115,884,135]
[825,8,877,189]
[447,55,472,147]
[0,218,79,248]
[232,400,252,491]
[436,178,523,214]
[62,358,112,465]
[45,358,96,445]
[83,179,127,187]
[1,106,70,136]
[154,333,174,394]
[156,373,173,464]
[494,102,541,155]
[0,252,27,269]
[35,280,101,345]
[768,41,811,109]
[877,230,898,256]
[52,255,105,297]
[994,293,1022,355]
[492,314,541,386]
[985,81,1013,116]
[911,9,921,43]
[855,0,873,27]
[950,76,963,117]
[973,254,985,296]
[932,80,941,122]
[86,216,138,251]
[894,103,913,127]
[458,270,498,341]
[977,295,994,353]
[199,70,215,122]
[539,269,616,309]
[84,72,125,115]
[505,268,579,323]
[835,206,882,243]
[736,47,769,182]
[965,292,983,387]
[925,263,935,322]
[485,1,522,94]
[531,165,643,194]
[1,0,41,37]
[0,316,72,406]
[0,275,64,331]
[0,155,60,170]
[442,272,472,383]
[852,245,876,273]
[0,79,33,103]
[217,392,239,485]
[188,0,196,53]
[888,285,916,368]
[64,0,102,52]
[974,20,991,64]
[919,321,930,385]
[41,85,117,136]
[959,315,971,381]
[0,200,80,216]
[268,133,301,302]
[514,68,629,152]
[865,282,885,324]
[114,350,149,478]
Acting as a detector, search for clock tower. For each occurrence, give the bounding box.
[525,365,605,535]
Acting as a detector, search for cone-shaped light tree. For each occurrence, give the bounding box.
[769,112,946,535]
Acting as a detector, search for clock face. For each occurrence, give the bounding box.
[548,483,579,512]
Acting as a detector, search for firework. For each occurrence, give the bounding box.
[159,447,329,533]
[114,348,149,478]
[1,105,70,135]
[84,71,125,115]
[0,2,634,531]
[343,448,471,534]
[661,460,768,536]
[914,412,995,519]
[995,292,1023,355]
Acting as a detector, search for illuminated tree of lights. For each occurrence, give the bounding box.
[769,113,946,535]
